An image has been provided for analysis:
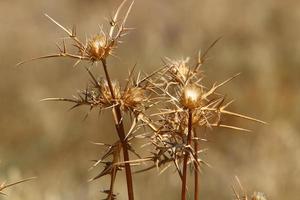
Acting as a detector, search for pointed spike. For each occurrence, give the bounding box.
[121,1,134,27]
[109,0,127,37]
[16,54,64,66]
[221,110,267,124]
[216,73,241,88]
[217,124,252,132]
[200,36,222,63]
[40,97,78,103]
[44,14,72,36]
[0,177,36,191]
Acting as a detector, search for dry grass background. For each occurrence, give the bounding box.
[0,0,299,199]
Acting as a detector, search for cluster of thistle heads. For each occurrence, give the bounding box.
[19,0,267,199]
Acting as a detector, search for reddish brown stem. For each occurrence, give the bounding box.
[107,167,117,200]
[101,59,135,200]
[181,110,193,200]
[194,129,199,200]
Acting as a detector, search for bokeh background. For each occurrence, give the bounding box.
[1,0,299,199]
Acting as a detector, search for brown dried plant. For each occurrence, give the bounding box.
[18,1,156,199]
[134,50,266,200]
[232,176,267,200]
[18,0,267,199]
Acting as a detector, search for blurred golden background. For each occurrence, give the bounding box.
[1,0,299,199]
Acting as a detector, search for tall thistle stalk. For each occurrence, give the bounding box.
[193,128,199,200]
[101,59,134,199]
[181,110,193,200]
[18,1,139,199]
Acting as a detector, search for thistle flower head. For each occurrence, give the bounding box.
[87,34,109,61]
[181,84,203,109]
[251,192,267,200]
[122,87,146,112]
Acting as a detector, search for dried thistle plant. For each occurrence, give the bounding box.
[18,0,268,199]
[232,176,267,200]
[18,1,159,199]
[136,49,266,200]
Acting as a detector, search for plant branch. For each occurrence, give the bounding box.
[194,129,199,200]
[181,110,193,200]
[101,59,134,200]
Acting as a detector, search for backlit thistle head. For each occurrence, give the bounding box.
[251,192,267,200]
[122,87,146,112]
[181,84,203,110]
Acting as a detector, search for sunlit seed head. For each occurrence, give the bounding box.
[123,87,146,111]
[168,58,193,82]
[251,192,267,200]
[185,88,199,101]
[181,84,202,109]
[88,34,107,60]
[178,63,190,77]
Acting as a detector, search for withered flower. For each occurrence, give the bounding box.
[122,87,146,112]
[17,0,134,65]
[181,84,203,110]
[87,34,110,61]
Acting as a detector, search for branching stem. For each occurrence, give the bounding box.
[101,59,135,200]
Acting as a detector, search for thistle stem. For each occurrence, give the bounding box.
[101,59,135,200]
[107,167,117,199]
[194,129,199,200]
[181,109,193,200]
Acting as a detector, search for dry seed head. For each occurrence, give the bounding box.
[122,87,146,111]
[251,192,267,200]
[169,58,193,83]
[87,34,110,61]
[181,84,203,109]
[101,80,147,112]
[100,80,121,106]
